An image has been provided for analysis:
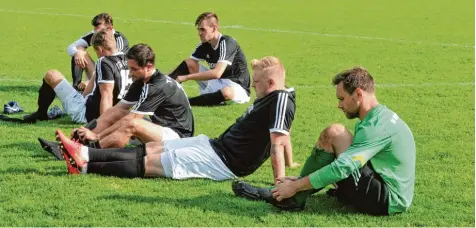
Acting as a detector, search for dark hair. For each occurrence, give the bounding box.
[195,12,219,27]
[92,13,113,26]
[332,67,374,94]
[126,44,155,67]
[91,29,114,50]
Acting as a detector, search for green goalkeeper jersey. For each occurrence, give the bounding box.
[309,104,416,214]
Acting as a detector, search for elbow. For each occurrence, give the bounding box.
[67,44,76,56]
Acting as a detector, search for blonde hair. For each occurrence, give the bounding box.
[250,56,285,79]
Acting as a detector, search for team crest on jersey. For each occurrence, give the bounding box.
[206,54,210,59]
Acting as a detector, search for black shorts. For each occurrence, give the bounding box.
[333,162,389,216]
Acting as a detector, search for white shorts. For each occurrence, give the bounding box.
[161,127,181,141]
[54,79,87,123]
[160,134,236,180]
[197,65,250,104]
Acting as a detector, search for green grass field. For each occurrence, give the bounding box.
[0,0,474,226]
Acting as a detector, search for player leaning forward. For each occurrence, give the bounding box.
[56,56,297,182]
[233,67,416,216]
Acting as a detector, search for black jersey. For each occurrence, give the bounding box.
[190,34,250,94]
[210,88,296,176]
[122,70,194,138]
[85,52,132,122]
[81,30,129,53]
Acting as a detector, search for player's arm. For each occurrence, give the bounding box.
[98,83,114,114]
[96,112,143,140]
[284,138,299,168]
[81,73,96,97]
[270,132,291,183]
[272,127,392,201]
[177,62,227,82]
[67,38,89,56]
[307,127,391,190]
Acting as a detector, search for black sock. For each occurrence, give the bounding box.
[71,57,83,89]
[37,79,56,115]
[188,91,225,106]
[168,61,190,80]
[88,140,101,149]
[88,145,146,162]
[87,158,145,178]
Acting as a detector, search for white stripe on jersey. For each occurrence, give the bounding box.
[96,57,104,82]
[273,92,289,130]
[218,40,226,61]
[133,84,149,112]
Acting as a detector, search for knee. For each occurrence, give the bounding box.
[44,69,64,86]
[221,87,234,100]
[124,118,141,134]
[184,59,199,73]
[316,124,351,153]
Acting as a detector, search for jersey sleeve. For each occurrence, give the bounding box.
[308,125,392,189]
[115,33,129,52]
[130,83,166,115]
[190,43,207,61]
[120,81,142,104]
[96,58,115,84]
[268,92,295,135]
[217,38,237,66]
[80,31,94,46]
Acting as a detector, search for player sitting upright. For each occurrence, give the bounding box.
[24,29,132,123]
[67,12,129,91]
[169,12,251,106]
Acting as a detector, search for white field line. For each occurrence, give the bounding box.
[0,9,473,49]
[0,78,473,89]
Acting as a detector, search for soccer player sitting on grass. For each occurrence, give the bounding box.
[23,29,131,124]
[232,67,416,216]
[168,12,251,106]
[67,12,129,91]
[56,56,297,182]
[72,43,195,149]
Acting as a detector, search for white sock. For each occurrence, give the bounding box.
[80,146,89,162]
[81,164,88,174]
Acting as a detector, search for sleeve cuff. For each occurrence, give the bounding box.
[217,60,232,65]
[120,100,137,105]
[190,56,203,61]
[309,171,325,189]
[97,80,115,84]
[130,110,154,115]
[269,129,289,135]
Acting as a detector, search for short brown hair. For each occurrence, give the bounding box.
[332,67,374,94]
[91,29,115,50]
[92,12,113,26]
[195,12,219,27]
[126,44,155,67]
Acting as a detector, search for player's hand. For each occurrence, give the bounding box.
[275,176,299,184]
[77,81,87,91]
[272,179,298,201]
[176,75,188,83]
[77,127,98,141]
[74,50,88,69]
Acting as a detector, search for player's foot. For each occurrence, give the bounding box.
[232,180,304,211]
[38,138,62,160]
[232,180,273,201]
[56,130,87,169]
[23,112,48,123]
[62,150,80,175]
